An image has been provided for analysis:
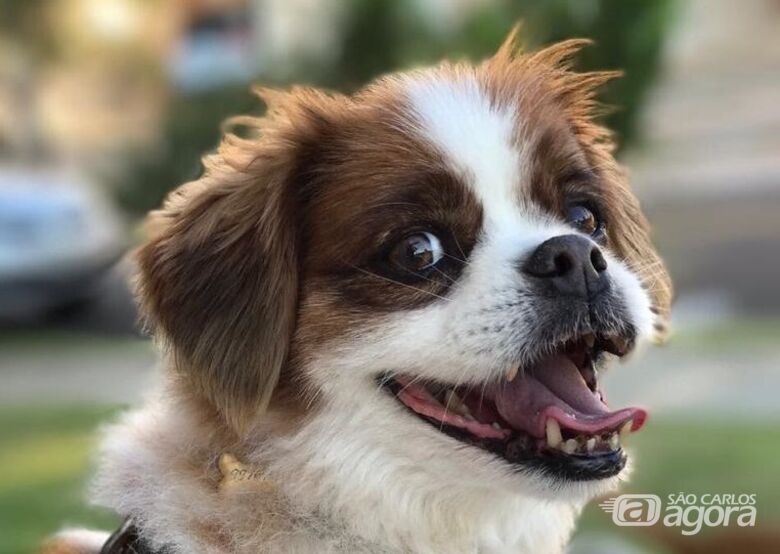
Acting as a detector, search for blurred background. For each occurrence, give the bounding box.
[0,0,778,552]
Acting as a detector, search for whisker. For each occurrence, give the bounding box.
[478,377,489,415]
[451,235,470,264]
[348,265,452,303]
[398,374,426,396]
[442,251,471,266]
[366,202,422,210]
[429,265,456,284]
[407,267,455,287]
[440,389,453,432]
[372,373,393,396]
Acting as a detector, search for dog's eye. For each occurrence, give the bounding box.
[389,232,444,273]
[566,204,604,239]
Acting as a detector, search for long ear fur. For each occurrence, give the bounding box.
[135,97,312,433]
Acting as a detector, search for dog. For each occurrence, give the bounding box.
[44,28,671,554]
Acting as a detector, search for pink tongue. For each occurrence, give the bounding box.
[493,354,646,438]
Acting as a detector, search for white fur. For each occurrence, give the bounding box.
[90,73,655,554]
[93,388,594,554]
[48,529,109,553]
[405,72,523,228]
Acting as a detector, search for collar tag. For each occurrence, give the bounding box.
[218,453,276,493]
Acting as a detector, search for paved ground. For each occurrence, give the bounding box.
[0,333,157,405]
[603,322,780,420]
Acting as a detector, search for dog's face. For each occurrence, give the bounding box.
[137,34,671,501]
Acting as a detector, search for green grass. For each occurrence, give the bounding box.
[629,418,780,513]
[0,329,150,354]
[671,317,780,353]
[0,405,122,554]
[1,405,778,553]
[577,416,780,550]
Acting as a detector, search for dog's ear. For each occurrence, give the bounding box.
[604,171,673,343]
[135,92,328,432]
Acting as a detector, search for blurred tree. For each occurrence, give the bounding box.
[517,0,676,150]
[113,85,257,214]
[0,0,55,61]
[114,0,675,215]
[328,0,676,146]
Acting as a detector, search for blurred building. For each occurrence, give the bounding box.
[626,0,780,317]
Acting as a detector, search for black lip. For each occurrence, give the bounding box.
[381,377,627,482]
[527,449,627,481]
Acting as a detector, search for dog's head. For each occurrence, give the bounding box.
[136,31,671,498]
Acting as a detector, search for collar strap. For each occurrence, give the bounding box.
[100,519,167,554]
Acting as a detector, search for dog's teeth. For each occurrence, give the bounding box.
[506,366,518,382]
[545,419,562,448]
[608,433,620,450]
[444,390,471,418]
[612,336,628,355]
[444,389,457,407]
[562,439,578,454]
[586,437,596,452]
[583,333,596,348]
[619,420,633,439]
[491,422,501,430]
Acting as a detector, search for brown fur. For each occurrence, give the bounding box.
[39,540,83,554]
[135,100,308,434]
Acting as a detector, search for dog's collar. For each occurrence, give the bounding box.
[100,519,168,554]
[101,454,272,554]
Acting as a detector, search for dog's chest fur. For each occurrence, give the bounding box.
[92,391,582,554]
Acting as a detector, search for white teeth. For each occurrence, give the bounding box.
[444,390,471,418]
[545,419,563,448]
[612,336,628,354]
[506,366,518,382]
[491,422,502,430]
[562,439,578,454]
[619,421,632,439]
[544,422,626,454]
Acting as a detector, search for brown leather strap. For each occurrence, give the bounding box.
[100,519,166,554]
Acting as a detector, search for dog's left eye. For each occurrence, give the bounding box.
[566,204,605,239]
[389,232,444,273]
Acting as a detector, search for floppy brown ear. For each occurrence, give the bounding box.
[136,120,303,433]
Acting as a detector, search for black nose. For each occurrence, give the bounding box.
[522,234,608,298]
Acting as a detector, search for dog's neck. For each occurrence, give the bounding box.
[93,380,584,554]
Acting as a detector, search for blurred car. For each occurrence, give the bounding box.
[0,168,125,322]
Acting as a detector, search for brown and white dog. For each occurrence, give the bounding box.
[47,29,671,554]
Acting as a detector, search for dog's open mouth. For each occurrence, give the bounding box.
[380,332,647,481]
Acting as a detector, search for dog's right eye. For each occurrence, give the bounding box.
[388,232,444,273]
